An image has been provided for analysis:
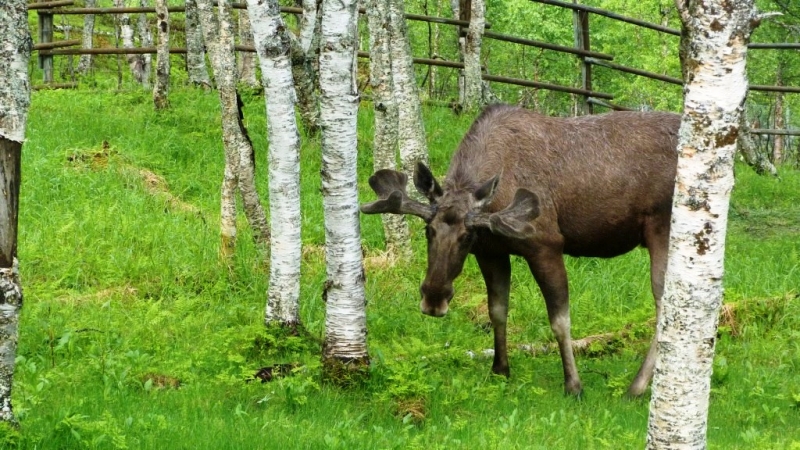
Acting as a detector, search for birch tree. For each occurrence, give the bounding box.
[319,0,369,373]
[646,0,759,447]
[291,0,322,134]
[462,0,485,110]
[237,11,258,88]
[367,0,410,257]
[138,0,153,88]
[246,0,302,327]
[388,0,429,183]
[185,0,212,88]
[196,0,270,255]
[0,0,31,424]
[114,0,148,85]
[76,0,96,74]
[153,0,170,110]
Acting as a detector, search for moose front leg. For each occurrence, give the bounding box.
[475,253,512,377]
[527,251,583,396]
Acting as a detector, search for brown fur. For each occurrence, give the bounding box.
[362,104,681,396]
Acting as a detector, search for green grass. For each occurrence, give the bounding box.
[7,88,800,449]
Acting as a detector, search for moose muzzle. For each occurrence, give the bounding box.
[419,283,454,317]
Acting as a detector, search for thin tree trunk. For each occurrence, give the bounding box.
[246,0,302,327]
[237,10,258,87]
[463,0,485,110]
[739,123,778,176]
[388,0,429,186]
[320,0,369,372]
[646,0,759,448]
[77,0,96,74]
[138,0,153,88]
[0,0,30,425]
[185,0,212,88]
[368,0,410,257]
[773,62,784,164]
[153,0,170,110]
[291,0,321,135]
[451,0,465,106]
[115,0,147,85]
[197,0,270,254]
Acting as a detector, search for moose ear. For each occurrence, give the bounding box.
[413,162,443,203]
[487,189,540,239]
[472,175,500,210]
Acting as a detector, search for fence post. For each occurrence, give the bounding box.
[38,7,54,83]
[572,0,592,115]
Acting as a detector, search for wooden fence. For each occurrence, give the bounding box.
[27,0,800,138]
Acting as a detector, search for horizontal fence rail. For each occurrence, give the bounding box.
[529,0,681,36]
[25,0,800,141]
[585,57,682,85]
[483,30,614,60]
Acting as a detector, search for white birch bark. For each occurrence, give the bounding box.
[368,0,410,257]
[138,0,153,88]
[246,0,302,326]
[388,0,429,184]
[76,0,96,74]
[772,63,784,164]
[451,0,465,106]
[463,0,485,110]
[197,0,271,254]
[0,262,22,424]
[153,0,170,110]
[291,0,321,134]
[237,11,258,87]
[320,0,369,365]
[185,0,212,88]
[0,0,30,424]
[114,0,147,85]
[646,0,759,448]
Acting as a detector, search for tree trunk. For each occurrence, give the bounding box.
[368,0,410,257]
[646,0,758,448]
[773,62,784,164]
[115,0,147,85]
[246,0,302,327]
[138,0,153,88]
[153,0,170,110]
[388,0,429,187]
[451,0,465,106]
[0,0,30,425]
[319,0,369,372]
[185,0,212,88]
[463,0,485,110]
[290,0,321,135]
[197,0,271,255]
[77,0,96,74]
[237,10,258,87]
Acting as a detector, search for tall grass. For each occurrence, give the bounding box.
[6,88,799,449]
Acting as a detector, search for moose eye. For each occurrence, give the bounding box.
[426,226,436,238]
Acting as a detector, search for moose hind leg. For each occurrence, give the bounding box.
[527,252,582,396]
[476,254,512,377]
[628,217,669,398]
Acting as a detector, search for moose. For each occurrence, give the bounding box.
[361,104,681,397]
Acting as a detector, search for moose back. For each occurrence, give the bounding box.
[361,104,680,397]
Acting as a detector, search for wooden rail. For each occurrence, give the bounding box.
[483,30,613,61]
[529,0,681,36]
[586,57,682,85]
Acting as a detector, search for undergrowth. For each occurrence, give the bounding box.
[9,88,800,449]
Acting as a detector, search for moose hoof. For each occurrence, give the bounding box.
[565,380,583,397]
[491,366,510,378]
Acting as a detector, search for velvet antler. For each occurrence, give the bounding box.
[360,169,434,221]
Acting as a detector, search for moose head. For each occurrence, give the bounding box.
[360,162,540,317]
